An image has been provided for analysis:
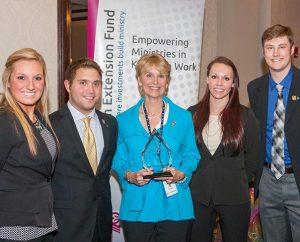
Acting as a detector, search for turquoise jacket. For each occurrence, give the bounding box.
[112,97,200,222]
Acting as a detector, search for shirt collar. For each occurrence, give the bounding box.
[67,101,96,122]
[269,66,293,91]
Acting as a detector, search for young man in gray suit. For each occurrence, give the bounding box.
[50,59,117,242]
[248,24,300,242]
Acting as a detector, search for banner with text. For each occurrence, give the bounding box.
[90,0,205,115]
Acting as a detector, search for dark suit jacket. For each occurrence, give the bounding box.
[0,110,55,227]
[50,105,118,242]
[188,105,260,205]
[248,65,300,198]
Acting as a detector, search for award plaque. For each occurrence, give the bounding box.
[142,129,173,179]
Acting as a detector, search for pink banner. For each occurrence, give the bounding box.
[87,0,99,59]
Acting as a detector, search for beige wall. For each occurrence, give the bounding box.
[217,0,261,106]
[0,0,58,112]
[1,1,297,110]
[200,0,299,106]
[71,20,87,61]
[199,0,218,101]
[271,0,300,68]
[201,0,270,106]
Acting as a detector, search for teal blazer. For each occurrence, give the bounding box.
[112,97,200,222]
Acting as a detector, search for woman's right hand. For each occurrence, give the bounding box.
[125,168,153,186]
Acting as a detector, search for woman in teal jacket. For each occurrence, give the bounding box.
[112,53,200,242]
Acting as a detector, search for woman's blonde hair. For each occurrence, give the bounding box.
[0,48,56,156]
[135,53,171,96]
[135,53,171,81]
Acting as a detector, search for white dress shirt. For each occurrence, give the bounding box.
[67,102,104,165]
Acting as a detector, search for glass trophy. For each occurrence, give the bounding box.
[142,129,173,179]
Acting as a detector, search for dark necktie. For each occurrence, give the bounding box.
[271,84,285,179]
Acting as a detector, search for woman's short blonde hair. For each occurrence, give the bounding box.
[135,53,171,82]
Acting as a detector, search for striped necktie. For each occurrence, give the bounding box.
[271,84,285,179]
[83,117,97,174]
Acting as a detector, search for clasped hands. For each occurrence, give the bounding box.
[125,167,185,186]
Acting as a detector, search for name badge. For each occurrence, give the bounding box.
[163,181,178,197]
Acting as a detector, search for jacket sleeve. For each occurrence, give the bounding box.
[111,117,131,190]
[176,112,201,189]
[247,82,255,112]
[244,108,261,182]
[0,113,16,171]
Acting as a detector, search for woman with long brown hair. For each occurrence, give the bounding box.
[188,56,260,242]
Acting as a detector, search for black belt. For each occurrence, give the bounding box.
[264,162,293,174]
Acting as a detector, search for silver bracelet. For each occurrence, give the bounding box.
[177,176,187,184]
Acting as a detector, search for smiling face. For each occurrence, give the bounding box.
[8,60,45,114]
[138,67,169,101]
[207,63,234,102]
[65,67,102,115]
[263,35,294,77]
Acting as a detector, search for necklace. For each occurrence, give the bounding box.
[32,114,45,132]
[141,104,162,118]
[142,109,161,118]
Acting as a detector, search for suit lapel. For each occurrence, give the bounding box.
[60,106,94,173]
[95,111,111,174]
[286,67,300,124]
[256,76,269,135]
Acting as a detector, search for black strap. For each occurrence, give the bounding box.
[143,101,165,157]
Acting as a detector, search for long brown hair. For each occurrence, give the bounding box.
[193,56,243,155]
